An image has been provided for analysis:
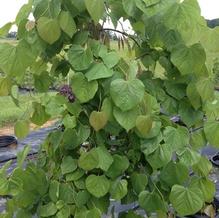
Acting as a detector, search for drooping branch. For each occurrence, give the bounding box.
[101,28,140,47]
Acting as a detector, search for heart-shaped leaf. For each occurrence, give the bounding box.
[113,107,138,131]
[131,173,148,194]
[110,79,145,111]
[89,111,108,131]
[14,120,29,139]
[85,63,114,81]
[59,11,76,38]
[85,0,104,24]
[169,184,204,216]
[37,17,61,44]
[160,161,189,187]
[171,43,206,75]
[61,156,77,175]
[110,179,128,200]
[106,155,129,179]
[138,191,166,213]
[86,175,110,198]
[71,73,98,103]
[204,121,219,147]
[78,149,99,171]
[68,45,93,71]
[135,115,153,137]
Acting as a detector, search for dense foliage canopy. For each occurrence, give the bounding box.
[0,0,219,217]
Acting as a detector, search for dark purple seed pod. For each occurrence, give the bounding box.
[59,84,75,103]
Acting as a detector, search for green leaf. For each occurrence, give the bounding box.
[96,147,113,172]
[171,43,206,75]
[141,133,162,156]
[110,79,145,111]
[55,200,65,210]
[179,100,203,127]
[63,125,90,149]
[75,208,89,218]
[101,97,114,121]
[101,52,120,68]
[61,156,77,175]
[204,95,219,120]
[17,146,30,168]
[146,144,172,169]
[73,31,89,45]
[160,161,189,187]
[33,0,61,19]
[0,22,13,37]
[45,97,66,117]
[122,0,138,17]
[59,11,77,38]
[204,121,219,147]
[201,27,219,53]
[0,77,12,96]
[14,120,29,139]
[85,0,104,24]
[163,126,189,150]
[16,1,32,25]
[37,17,61,44]
[135,115,153,137]
[63,115,77,129]
[89,111,108,131]
[87,196,109,214]
[34,71,51,92]
[0,41,36,77]
[190,129,207,150]
[113,106,138,131]
[192,156,212,177]
[17,209,32,218]
[191,178,215,203]
[79,147,113,172]
[68,45,93,71]
[86,175,110,198]
[31,103,51,126]
[164,82,186,100]
[86,208,101,218]
[78,149,99,171]
[110,179,128,200]
[196,78,215,102]
[131,173,148,194]
[178,148,201,167]
[169,184,204,216]
[39,202,57,217]
[56,205,71,218]
[75,190,91,207]
[163,0,204,44]
[66,101,82,117]
[186,82,201,110]
[66,169,84,182]
[141,121,161,139]
[71,72,98,103]
[106,155,129,179]
[59,184,75,204]
[138,191,166,213]
[49,180,60,202]
[85,63,114,81]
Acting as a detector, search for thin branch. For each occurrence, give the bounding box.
[135,52,151,60]
[101,28,140,47]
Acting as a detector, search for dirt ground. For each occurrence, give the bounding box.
[0,120,57,136]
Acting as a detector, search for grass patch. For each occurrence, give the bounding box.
[0,38,17,45]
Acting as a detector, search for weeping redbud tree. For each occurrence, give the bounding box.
[0,0,219,217]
